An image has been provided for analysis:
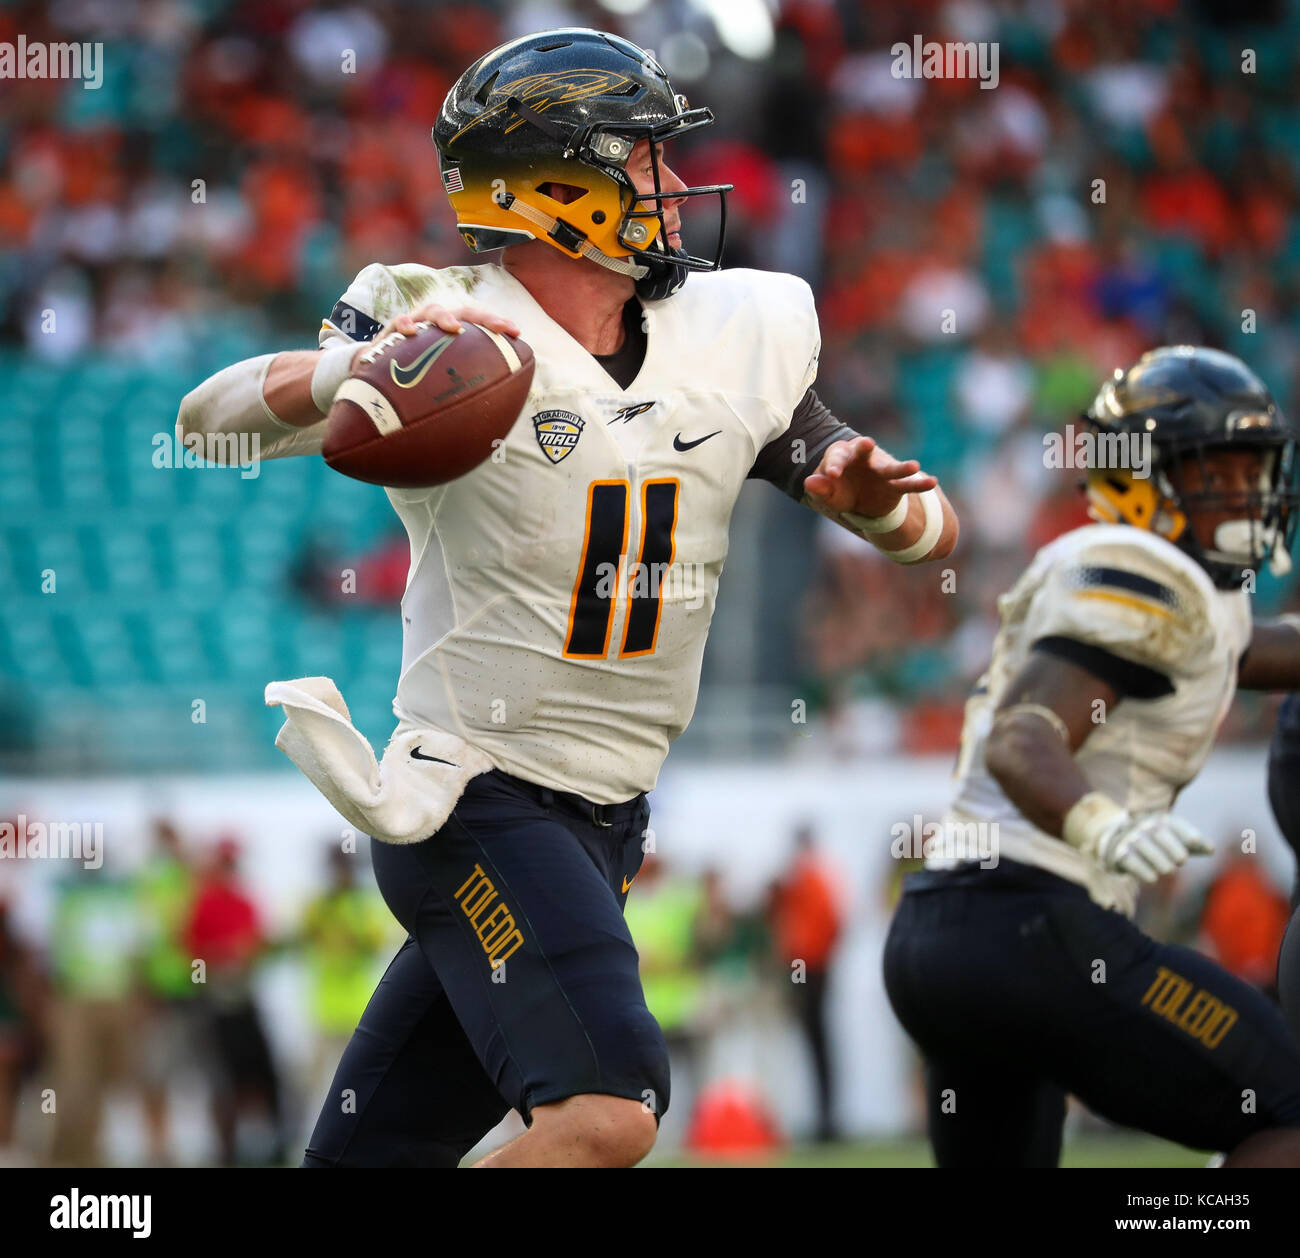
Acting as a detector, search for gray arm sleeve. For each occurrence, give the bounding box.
[747,387,860,501]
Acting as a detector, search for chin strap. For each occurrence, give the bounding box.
[500,193,648,279]
[635,255,687,301]
[500,191,687,300]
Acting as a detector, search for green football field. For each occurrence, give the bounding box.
[646,1133,1208,1168]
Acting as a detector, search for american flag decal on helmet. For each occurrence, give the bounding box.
[442,165,464,193]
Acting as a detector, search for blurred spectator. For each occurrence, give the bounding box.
[184,836,284,1166]
[1198,850,1293,992]
[622,854,707,1128]
[695,866,738,972]
[290,531,412,609]
[693,865,781,1036]
[48,864,141,1166]
[0,820,45,1161]
[770,823,842,1142]
[0,898,42,1159]
[298,844,389,1112]
[134,818,198,1166]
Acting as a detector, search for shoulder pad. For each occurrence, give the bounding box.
[320,263,401,346]
[705,269,820,412]
[1024,531,1214,677]
[319,263,490,347]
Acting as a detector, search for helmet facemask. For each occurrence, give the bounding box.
[602,110,731,297]
[1159,434,1300,586]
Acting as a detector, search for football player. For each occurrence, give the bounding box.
[883,346,1300,1167]
[1266,696,1300,1047]
[177,28,957,1167]
[1266,694,1300,909]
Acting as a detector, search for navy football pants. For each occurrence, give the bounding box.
[1266,710,1300,1043]
[302,769,668,1167]
[884,861,1300,1167]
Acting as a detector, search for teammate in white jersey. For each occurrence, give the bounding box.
[885,345,1300,1167]
[178,28,956,1167]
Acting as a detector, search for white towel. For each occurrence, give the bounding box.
[264,676,493,845]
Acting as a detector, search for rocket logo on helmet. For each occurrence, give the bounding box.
[450,70,638,141]
[431,28,732,302]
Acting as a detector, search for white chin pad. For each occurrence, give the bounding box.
[1211,519,1293,576]
[1211,518,1263,565]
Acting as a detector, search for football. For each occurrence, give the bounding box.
[322,321,535,488]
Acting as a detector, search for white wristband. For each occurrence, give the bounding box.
[1062,791,1127,854]
[881,488,943,564]
[992,703,1070,744]
[841,496,908,535]
[310,341,360,415]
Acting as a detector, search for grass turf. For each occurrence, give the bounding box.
[646,1133,1208,1168]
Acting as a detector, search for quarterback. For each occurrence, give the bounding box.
[884,346,1300,1167]
[177,29,956,1167]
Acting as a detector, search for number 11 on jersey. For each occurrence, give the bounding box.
[565,478,680,659]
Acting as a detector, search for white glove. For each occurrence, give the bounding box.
[1062,792,1214,884]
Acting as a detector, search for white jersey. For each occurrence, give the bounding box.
[938,524,1252,915]
[268,261,820,803]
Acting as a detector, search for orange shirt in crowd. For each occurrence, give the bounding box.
[1201,863,1290,987]
[774,856,842,971]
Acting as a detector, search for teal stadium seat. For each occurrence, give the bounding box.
[1,615,66,688]
[0,351,411,771]
[76,615,140,686]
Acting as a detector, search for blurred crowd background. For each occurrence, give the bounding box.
[3,0,1300,1163]
[4,0,1300,772]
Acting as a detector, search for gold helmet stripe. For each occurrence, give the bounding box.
[1073,589,1175,620]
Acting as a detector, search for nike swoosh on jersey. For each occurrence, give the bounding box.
[621,875,635,893]
[673,431,722,452]
[390,336,455,389]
